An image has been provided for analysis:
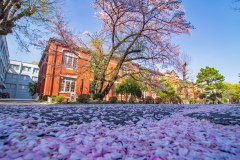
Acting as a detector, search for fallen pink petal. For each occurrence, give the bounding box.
[0,104,239,159]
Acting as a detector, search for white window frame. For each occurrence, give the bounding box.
[122,67,130,77]
[20,75,28,80]
[7,73,18,79]
[33,68,39,74]
[19,84,27,90]
[22,66,31,72]
[59,76,76,93]
[143,91,147,98]
[62,51,78,69]
[32,77,38,82]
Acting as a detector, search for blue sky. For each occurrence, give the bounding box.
[7,0,240,84]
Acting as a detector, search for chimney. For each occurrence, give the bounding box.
[157,69,159,72]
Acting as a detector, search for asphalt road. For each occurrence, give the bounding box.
[0,104,239,126]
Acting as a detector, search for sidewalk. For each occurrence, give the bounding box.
[0,99,43,105]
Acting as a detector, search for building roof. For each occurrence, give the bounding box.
[39,38,92,67]
[10,59,39,67]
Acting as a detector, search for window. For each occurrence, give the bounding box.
[20,75,29,80]
[6,84,10,88]
[6,83,16,89]
[62,51,78,68]
[59,77,76,92]
[11,64,20,70]
[151,75,154,81]
[122,67,130,75]
[143,91,147,98]
[33,68,39,74]
[22,66,31,72]
[6,73,18,79]
[10,84,16,89]
[19,85,27,90]
[13,74,18,79]
[32,77,38,82]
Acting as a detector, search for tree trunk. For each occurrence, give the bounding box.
[182,62,188,99]
[216,97,224,104]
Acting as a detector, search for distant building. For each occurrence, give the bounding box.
[0,36,10,92]
[4,60,39,99]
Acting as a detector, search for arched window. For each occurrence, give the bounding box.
[62,51,78,68]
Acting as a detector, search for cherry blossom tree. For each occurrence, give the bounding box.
[93,0,193,95]
[51,0,193,95]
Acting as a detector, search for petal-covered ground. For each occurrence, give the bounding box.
[0,104,239,159]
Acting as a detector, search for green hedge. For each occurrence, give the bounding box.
[145,96,153,104]
[77,94,90,103]
[55,96,65,103]
[189,98,197,104]
[109,96,117,103]
[94,93,105,100]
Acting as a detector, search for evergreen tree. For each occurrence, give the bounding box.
[157,76,177,103]
[196,66,226,103]
[28,81,37,96]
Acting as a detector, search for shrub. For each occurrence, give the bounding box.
[171,96,182,104]
[77,94,90,103]
[55,96,65,103]
[109,96,117,103]
[199,99,207,104]
[42,95,49,101]
[103,101,110,104]
[177,96,183,104]
[129,97,134,103]
[155,97,162,104]
[145,96,153,104]
[223,98,227,103]
[94,93,105,100]
[90,94,94,101]
[189,98,197,104]
[50,95,57,101]
[51,95,57,98]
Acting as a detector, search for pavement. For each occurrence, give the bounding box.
[0,99,43,105]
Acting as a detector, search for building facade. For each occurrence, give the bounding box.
[164,70,201,99]
[4,60,39,99]
[37,38,201,101]
[0,36,10,92]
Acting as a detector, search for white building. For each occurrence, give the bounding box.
[4,60,39,99]
[0,35,10,92]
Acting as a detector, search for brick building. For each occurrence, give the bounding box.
[37,38,200,101]
[164,70,201,99]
